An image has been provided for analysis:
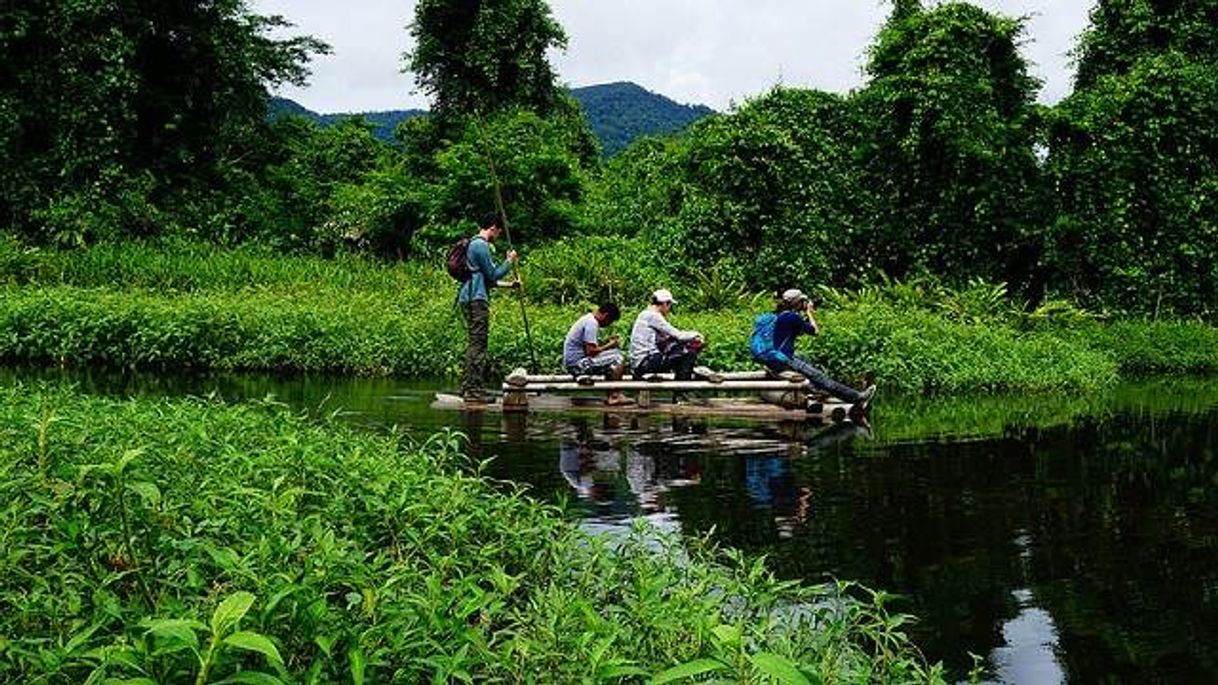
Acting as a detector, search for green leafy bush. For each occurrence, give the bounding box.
[410,106,600,252]
[855,2,1046,290]
[522,236,671,307]
[600,88,868,292]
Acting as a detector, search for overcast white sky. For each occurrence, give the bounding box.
[250,0,1093,114]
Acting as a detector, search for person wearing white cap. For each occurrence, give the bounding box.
[628,288,704,383]
[750,288,875,407]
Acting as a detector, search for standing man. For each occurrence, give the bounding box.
[563,302,632,406]
[460,212,518,405]
[629,289,704,381]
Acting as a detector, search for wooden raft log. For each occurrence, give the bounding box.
[432,392,854,422]
[506,370,790,383]
[501,380,814,411]
[502,379,809,391]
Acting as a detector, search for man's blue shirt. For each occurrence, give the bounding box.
[772,311,817,358]
[458,237,513,304]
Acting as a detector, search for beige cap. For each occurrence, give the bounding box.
[653,288,676,304]
[781,288,807,304]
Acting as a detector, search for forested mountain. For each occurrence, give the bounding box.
[266,98,427,139]
[573,82,715,155]
[269,81,714,155]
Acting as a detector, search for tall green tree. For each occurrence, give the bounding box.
[632,88,869,291]
[855,2,1046,290]
[414,104,596,248]
[405,0,566,119]
[1046,0,1218,317]
[401,0,597,248]
[0,0,326,243]
[1074,0,1218,89]
[1046,54,1218,317]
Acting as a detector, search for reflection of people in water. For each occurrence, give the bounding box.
[744,456,812,538]
[556,438,622,506]
[745,422,869,538]
[626,449,663,511]
[557,420,703,515]
[559,438,596,499]
[625,443,703,512]
[460,409,486,460]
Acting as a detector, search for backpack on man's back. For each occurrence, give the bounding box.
[749,312,793,364]
[445,236,482,282]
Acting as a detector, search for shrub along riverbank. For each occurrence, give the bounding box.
[0,382,943,683]
[3,239,1218,393]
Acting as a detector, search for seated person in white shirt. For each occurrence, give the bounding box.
[628,289,704,381]
[562,301,632,405]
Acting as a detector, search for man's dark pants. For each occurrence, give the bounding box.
[632,343,699,380]
[461,300,490,400]
[764,355,863,402]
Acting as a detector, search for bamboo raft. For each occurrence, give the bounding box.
[431,368,863,422]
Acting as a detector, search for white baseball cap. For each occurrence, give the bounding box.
[652,288,677,304]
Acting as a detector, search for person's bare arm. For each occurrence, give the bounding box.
[583,334,620,356]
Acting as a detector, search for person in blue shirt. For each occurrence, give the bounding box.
[459,212,518,404]
[758,288,875,406]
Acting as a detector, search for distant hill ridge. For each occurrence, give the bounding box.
[268,81,714,156]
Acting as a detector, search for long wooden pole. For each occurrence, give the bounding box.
[476,112,539,372]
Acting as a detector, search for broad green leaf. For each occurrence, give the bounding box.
[264,584,299,615]
[126,481,161,507]
[214,673,287,685]
[314,634,335,658]
[141,618,207,634]
[711,624,741,647]
[651,658,728,684]
[115,448,143,476]
[224,631,283,666]
[600,664,649,678]
[64,622,103,654]
[102,678,158,685]
[750,652,813,685]
[349,647,366,685]
[141,618,203,651]
[211,592,256,636]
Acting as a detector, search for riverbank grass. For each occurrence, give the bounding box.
[3,239,1217,392]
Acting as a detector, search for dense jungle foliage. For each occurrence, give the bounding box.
[2,0,1217,321]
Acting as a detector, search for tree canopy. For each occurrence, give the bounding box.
[5,0,1218,319]
[1048,0,1218,317]
[856,1,1045,289]
[1074,0,1218,89]
[405,0,567,119]
[0,0,326,244]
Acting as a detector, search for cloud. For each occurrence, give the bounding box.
[250,0,1091,114]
